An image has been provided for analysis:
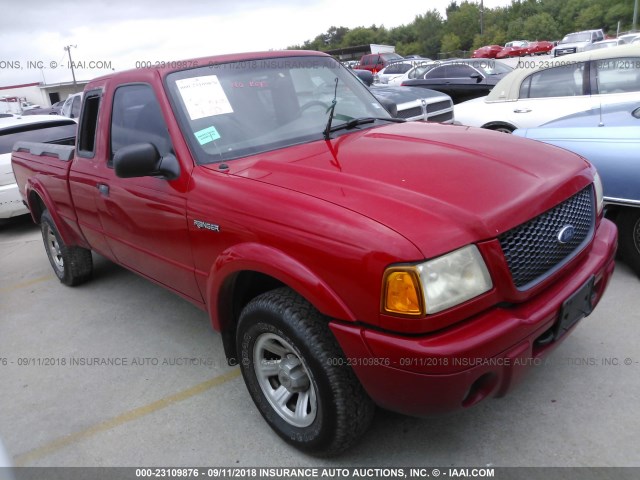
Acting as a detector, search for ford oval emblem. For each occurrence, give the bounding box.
[557,225,576,244]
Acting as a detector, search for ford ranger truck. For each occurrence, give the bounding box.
[11,51,617,456]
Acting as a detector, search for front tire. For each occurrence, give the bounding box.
[237,288,374,456]
[41,210,93,286]
[618,209,640,277]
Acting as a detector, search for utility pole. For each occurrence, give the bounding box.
[64,45,77,86]
[480,0,484,36]
[634,0,638,32]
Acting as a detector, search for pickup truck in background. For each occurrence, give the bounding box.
[11,50,617,455]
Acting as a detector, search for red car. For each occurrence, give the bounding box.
[526,41,554,55]
[472,45,503,58]
[11,50,617,456]
[355,52,404,74]
[496,45,529,58]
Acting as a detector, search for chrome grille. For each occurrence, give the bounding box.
[426,100,452,113]
[397,106,424,119]
[427,111,454,123]
[499,186,595,290]
[556,47,577,56]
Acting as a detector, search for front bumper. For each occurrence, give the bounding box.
[0,182,29,219]
[330,219,617,416]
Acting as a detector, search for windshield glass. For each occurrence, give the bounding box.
[166,56,388,164]
[561,33,591,43]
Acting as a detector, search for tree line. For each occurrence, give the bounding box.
[288,0,636,57]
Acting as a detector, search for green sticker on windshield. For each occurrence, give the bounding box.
[194,126,221,145]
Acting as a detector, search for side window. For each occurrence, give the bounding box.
[385,64,401,74]
[447,65,477,78]
[62,97,73,117]
[424,66,448,79]
[77,90,101,158]
[519,62,586,98]
[71,96,82,119]
[595,58,640,94]
[110,84,173,165]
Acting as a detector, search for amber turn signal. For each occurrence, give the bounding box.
[381,268,425,316]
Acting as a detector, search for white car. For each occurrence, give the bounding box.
[60,92,83,118]
[374,59,431,84]
[585,39,624,51]
[387,62,437,86]
[0,115,77,220]
[618,33,640,45]
[454,45,640,133]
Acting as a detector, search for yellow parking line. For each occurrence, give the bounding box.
[0,275,54,294]
[14,368,241,466]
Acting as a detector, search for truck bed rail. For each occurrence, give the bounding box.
[12,141,75,161]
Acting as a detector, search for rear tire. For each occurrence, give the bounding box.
[237,287,374,456]
[618,209,640,277]
[41,210,93,286]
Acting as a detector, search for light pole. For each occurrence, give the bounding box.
[480,0,484,36]
[64,45,77,86]
[634,0,638,32]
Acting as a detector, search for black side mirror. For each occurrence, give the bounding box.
[114,142,180,180]
[470,72,483,83]
[354,69,374,86]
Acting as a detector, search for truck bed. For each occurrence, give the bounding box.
[11,141,78,231]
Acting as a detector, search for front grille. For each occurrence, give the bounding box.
[397,106,424,119]
[556,47,576,56]
[499,186,595,290]
[427,111,454,123]
[426,100,452,113]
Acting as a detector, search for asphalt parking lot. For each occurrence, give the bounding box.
[1,214,639,468]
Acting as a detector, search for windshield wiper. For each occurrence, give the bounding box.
[323,77,406,139]
[323,78,339,140]
[327,116,406,135]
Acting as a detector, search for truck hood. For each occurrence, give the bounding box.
[371,85,450,103]
[222,123,592,258]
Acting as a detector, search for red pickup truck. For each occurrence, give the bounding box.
[11,50,617,455]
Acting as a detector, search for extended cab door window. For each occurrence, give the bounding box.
[76,90,101,158]
[110,84,173,165]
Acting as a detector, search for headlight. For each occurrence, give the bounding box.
[593,171,604,215]
[382,245,493,317]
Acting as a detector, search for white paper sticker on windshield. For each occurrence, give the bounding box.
[176,76,233,120]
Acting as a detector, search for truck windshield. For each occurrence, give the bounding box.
[165,55,389,164]
[561,33,591,43]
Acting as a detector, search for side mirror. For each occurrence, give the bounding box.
[354,69,374,86]
[470,72,483,83]
[114,142,180,180]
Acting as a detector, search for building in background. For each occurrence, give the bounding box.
[0,81,87,114]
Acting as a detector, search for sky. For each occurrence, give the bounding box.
[0,0,512,87]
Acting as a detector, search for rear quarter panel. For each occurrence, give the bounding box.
[11,148,86,246]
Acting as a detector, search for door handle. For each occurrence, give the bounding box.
[97,183,109,196]
[513,108,532,113]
